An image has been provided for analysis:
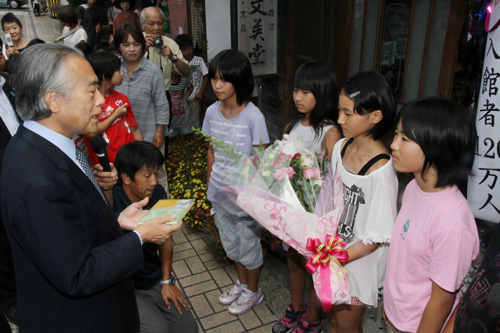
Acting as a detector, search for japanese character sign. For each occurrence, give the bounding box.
[238,0,277,76]
[468,2,500,223]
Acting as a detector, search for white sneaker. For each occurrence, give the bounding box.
[228,287,264,315]
[219,280,243,305]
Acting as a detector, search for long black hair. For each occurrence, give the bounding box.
[209,49,254,106]
[285,61,338,140]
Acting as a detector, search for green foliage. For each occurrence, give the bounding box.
[193,128,241,164]
[166,138,211,230]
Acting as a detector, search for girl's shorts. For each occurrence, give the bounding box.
[211,202,263,270]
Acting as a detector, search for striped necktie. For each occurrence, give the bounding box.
[74,142,107,204]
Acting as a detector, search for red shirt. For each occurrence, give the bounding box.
[85,89,138,167]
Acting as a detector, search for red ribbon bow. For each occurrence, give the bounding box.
[305,234,349,275]
[304,233,349,312]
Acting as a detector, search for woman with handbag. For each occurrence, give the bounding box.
[56,6,88,47]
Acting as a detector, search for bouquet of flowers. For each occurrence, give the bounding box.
[216,135,351,310]
[239,134,329,213]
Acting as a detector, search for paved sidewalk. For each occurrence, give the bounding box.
[172,224,281,332]
[1,6,61,44]
[172,223,389,333]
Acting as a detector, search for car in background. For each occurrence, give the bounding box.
[0,0,28,9]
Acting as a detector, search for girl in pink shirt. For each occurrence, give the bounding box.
[383,97,479,333]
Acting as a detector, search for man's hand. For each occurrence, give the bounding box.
[161,284,190,315]
[94,163,118,191]
[144,33,155,49]
[160,45,172,59]
[118,197,150,230]
[136,216,182,244]
[153,131,164,148]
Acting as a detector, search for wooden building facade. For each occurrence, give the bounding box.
[219,0,471,139]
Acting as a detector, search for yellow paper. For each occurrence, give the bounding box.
[138,199,195,225]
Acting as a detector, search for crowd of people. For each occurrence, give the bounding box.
[0,7,206,333]
[0,5,497,333]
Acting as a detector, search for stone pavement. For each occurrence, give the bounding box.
[172,224,278,332]
[171,220,486,333]
[172,223,388,333]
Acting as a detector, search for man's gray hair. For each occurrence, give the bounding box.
[14,44,82,121]
[139,6,164,25]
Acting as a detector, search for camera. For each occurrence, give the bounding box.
[153,37,163,49]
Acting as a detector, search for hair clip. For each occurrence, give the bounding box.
[349,91,361,99]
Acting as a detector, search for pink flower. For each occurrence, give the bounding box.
[272,160,283,168]
[275,167,296,180]
[279,152,285,158]
[252,156,260,167]
[303,168,322,179]
[248,176,254,182]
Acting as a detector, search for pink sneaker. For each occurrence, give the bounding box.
[291,315,323,333]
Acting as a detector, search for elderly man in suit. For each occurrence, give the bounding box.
[0,37,19,332]
[1,43,181,332]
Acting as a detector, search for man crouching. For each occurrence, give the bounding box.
[113,141,198,333]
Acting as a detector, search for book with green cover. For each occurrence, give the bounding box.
[138,199,195,225]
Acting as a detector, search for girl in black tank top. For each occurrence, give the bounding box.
[328,71,397,332]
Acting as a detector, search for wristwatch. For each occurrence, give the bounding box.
[171,54,178,62]
[160,276,176,285]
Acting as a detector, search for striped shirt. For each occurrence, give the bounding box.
[115,57,169,142]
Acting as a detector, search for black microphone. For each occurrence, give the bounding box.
[90,136,111,172]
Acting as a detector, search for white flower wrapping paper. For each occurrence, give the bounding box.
[235,171,350,310]
[219,136,351,310]
[215,135,327,216]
